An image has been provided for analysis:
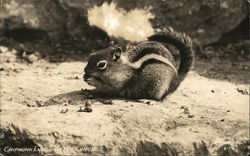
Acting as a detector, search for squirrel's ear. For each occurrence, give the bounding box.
[112,47,122,61]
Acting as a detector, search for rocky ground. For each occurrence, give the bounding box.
[0,46,249,155]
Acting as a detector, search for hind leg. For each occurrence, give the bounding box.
[140,64,176,100]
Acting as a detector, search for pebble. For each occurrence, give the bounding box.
[79,106,93,113]
[145,101,151,105]
[27,54,39,63]
[220,119,225,122]
[138,99,153,105]
[36,101,45,107]
[237,87,248,95]
[74,76,79,79]
[184,107,189,114]
[85,100,92,107]
[78,106,85,112]
[60,108,68,113]
[83,107,93,113]
[68,99,72,104]
[188,114,194,118]
[103,100,113,105]
[52,132,59,138]
[180,105,186,109]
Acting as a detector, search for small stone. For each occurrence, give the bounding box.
[220,119,225,122]
[145,101,151,105]
[83,107,93,113]
[27,54,39,63]
[79,106,93,112]
[0,67,4,71]
[237,87,248,95]
[138,99,153,105]
[60,108,68,113]
[78,106,85,112]
[52,97,60,103]
[85,100,92,107]
[180,105,186,109]
[226,110,230,112]
[188,114,194,118]
[103,100,113,105]
[184,107,189,114]
[206,122,210,125]
[74,76,79,79]
[36,101,44,107]
[211,90,215,93]
[68,99,72,104]
[52,132,59,138]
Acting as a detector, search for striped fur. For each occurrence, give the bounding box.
[148,27,194,98]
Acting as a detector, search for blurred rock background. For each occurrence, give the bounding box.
[0,0,248,62]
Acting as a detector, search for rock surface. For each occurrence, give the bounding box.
[0,50,249,155]
[0,0,247,54]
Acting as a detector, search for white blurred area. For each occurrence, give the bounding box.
[87,2,155,42]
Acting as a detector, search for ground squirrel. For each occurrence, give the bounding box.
[83,27,194,101]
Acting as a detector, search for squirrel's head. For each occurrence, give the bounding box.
[84,46,134,93]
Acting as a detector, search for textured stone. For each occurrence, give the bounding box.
[0,0,247,53]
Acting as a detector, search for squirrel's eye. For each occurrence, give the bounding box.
[97,61,107,70]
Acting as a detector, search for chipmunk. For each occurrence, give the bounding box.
[83,27,193,101]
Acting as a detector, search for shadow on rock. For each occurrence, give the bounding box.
[45,90,87,106]
[136,141,178,156]
[44,90,121,106]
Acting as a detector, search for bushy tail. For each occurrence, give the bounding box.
[148,27,194,92]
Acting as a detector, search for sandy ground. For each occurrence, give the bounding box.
[0,49,249,155]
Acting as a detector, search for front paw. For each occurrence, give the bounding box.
[81,89,99,99]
